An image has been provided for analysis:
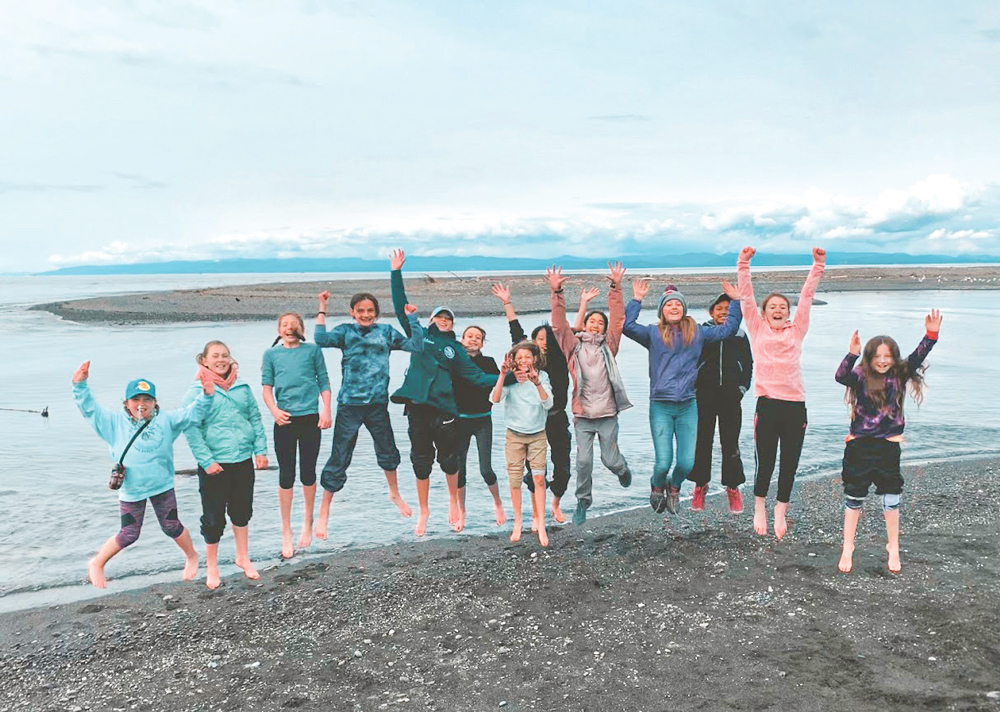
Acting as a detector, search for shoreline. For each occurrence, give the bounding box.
[3,455,998,711]
[32,264,1000,325]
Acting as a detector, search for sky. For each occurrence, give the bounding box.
[2,0,1000,272]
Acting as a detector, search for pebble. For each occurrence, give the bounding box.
[499,702,507,708]
[354,650,363,658]
[244,661,260,669]
[986,691,1000,699]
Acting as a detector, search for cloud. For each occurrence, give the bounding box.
[586,115,654,122]
[113,172,168,190]
[0,181,103,193]
[980,29,1000,42]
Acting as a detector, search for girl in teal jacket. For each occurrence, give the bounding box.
[183,340,269,590]
[72,360,215,589]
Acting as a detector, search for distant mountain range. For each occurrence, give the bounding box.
[37,252,999,275]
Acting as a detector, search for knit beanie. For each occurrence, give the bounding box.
[658,285,688,317]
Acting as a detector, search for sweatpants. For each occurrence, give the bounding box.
[198,459,255,544]
[274,413,321,490]
[753,396,807,503]
[116,488,184,548]
[320,403,400,493]
[574,415,629,509]
[456,414,498,489]
[690,388,746,489]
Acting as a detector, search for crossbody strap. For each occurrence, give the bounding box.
[117,417,153,467]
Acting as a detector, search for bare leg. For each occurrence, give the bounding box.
[297,484,316,550]
[839,507,861,573]
[510,485,523,543]
[753,496,768,535]
[530,490,539,533]
[550,495,566,524]
[488,482,507,526]
[533,475,548,547]
[278,487,294,558]
[233,525,259,580]
[884,509,901,573]
[446,473,464,532]
[773,501,789,540]
[384,469,412,517]
[205,542,222,590]
[315,490,333,540]
[173,529,199,581]
[415,478,430,537]
[88,536,122,589]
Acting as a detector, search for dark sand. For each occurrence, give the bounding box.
[2,456,998,711]
[34,265,1000,324]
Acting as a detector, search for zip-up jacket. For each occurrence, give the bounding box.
[181,380,268,469]
[390,270,497,417]
[695,322,753,396]
[454,353,501,417]
[623,298,742,403]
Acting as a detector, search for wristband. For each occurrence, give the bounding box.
[317,311,326,315]
[554,288,564,294]
[926,330,939,340]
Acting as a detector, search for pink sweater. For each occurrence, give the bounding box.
[737,256,825,402]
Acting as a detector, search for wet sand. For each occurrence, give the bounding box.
[34,265,1000,324]
[2,455,998,711]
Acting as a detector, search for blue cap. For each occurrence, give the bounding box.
[125,378,157,400]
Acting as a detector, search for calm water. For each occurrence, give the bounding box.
[0,274,997,611]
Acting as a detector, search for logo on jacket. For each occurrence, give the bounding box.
[443,346,455,359]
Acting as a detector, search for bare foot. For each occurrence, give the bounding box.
[281,531,294,559]
[415,510,429,537]
[774,502,789,540]
[448,500,458,526]
[297,526,312,551]
[182,554,199,581]
[389,491,412,518]
[206,566,222,590]
[451,508,465,533]
[88,558,107,589]
[314,517,328,541]
[531,516,539,533]
[510,518,522,543]
[753,500,768,536]
[838,546,854,573]
[538,528,549,547]
[494,501,507,526]
[551,499,567,524]
[887,545,901,573]
[236,557,260,580]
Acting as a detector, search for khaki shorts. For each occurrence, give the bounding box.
[505,428,547,488]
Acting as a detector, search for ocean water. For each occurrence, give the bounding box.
[0,274,997,612]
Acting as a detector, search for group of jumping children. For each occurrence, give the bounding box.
[73,246,941,589]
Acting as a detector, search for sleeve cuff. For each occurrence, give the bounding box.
[926,331,939,340]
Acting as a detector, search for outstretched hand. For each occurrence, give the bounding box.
[740,246,756,262]
[721,279,739,300]
[632,277,652,301]
[925,308,943,333]
[390,249,405,271]
[197,366,216,395]
[545,265,569,292]
[606,261,626,286]
[491,282,511,304]
[580,287,600,305]
[318,290,330,310]
[813,246,826,262]
[849,330,861,356]
[72,361,91,383]
[404,303,418,315]
[500,353,514,374]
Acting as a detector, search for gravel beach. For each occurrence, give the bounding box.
[2,455,998,711]
[34,265,1000,324]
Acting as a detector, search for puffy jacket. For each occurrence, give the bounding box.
[695,323,753,396]
[390,270,497,416]
[182,380,268,469]
[623,298,742,402]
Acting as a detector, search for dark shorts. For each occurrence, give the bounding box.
[405,403,459,479]
[841,437,903,499]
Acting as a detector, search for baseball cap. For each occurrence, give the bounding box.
[125,378,157,400]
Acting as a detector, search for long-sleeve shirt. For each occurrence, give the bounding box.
[835,334,937,440]
[738,257,825,402]
[314,317,423,405]
[508,319,570,414]
[181,380,267,469]
[455,353,501,417]
[492,371,554,434]
[74,381,213,502]
[623,299,742,403]
[261,343,331,415]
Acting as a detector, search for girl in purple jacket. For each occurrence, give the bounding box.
[835,309,941,574]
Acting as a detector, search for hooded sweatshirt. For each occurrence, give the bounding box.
[737,255,825,402]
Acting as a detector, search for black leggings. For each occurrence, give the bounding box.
[456,415,498,489]
[274,414,321,490]
[198,458,255,544]
[753,397,807,503]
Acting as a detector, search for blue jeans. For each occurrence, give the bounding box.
[649,399,698,489]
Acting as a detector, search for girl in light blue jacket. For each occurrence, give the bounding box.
[72,360,215,590]
[183,340,268,590]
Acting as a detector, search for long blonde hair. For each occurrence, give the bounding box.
[658,315,697,348]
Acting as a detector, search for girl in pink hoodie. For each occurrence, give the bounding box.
[737,245,826,539]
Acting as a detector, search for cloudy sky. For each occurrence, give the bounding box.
[3,0,1000,272]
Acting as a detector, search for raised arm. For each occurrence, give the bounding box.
[548,265,580,357]
[71,361,119,441]
[701,280,743,343]
[622,277,652,348]
[736,246,763,333]
[169,369,216,432]
[835,330,862,387]
[791,247,826,335]
[390,248,411,336]
[389,312,425,353]
[606,262,627,355]
[907,309,942,372]
[492,282,526,344]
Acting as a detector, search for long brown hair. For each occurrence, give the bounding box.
[846,335,927,416]
[658,315,697,348]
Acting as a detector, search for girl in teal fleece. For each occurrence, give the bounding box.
[313,284,424,540]
[183,341,268,590]
[72,360,215,589]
